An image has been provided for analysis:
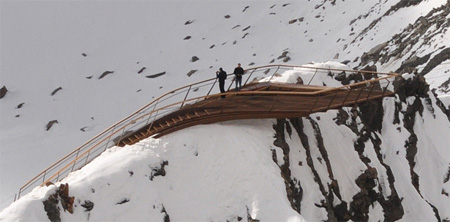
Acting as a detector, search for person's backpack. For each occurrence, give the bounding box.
[217,70,226,80]
[221,71,227,79]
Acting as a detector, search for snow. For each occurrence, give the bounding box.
[1,120,306,221]
[1,0,449,221]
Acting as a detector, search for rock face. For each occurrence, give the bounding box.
[268,70,446,221]
[43,183,74,222]
[358,1,450,75]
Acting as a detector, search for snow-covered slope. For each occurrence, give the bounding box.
[2,66,449,221]
[1,0,449,220]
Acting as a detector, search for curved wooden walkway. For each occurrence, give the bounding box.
[14,64,399,201]
[116,80,393,146]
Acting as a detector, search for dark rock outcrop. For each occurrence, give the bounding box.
[149,161,169,181]
[0,86,8,99]
[80,200,94,211]
[272,119,303,213]
[43,194,60,222]
[43,183,74,222]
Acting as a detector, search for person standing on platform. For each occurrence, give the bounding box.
[216,68,227,98]
[233,63,244,91]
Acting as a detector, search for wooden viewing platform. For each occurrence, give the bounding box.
[14,64,399,201]
[116,80,394,146]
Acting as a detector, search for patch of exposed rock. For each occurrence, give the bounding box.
[0,86,8,99]
[43,183,74,222]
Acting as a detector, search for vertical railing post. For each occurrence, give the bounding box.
[206,79,218,97]
[146,101,160,125]
[116,127,127,146]
[307,68,319,85]
[42,171,47,183]
[227,75,235,91]
[56,171,61,182]
[268,66,280,82]
[147,109,160,134]
[180,86,192,108]
[71,149,81,172]
[85,150,91,165]
[104,126,117,151]
[243,69,257,86]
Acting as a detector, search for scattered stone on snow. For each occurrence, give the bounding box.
[99,71,114,79]
[190,56,199,62]
[289,19,298,24]
[116,198,130,205]
[186,70,197,77]
[146,71,166,79]
[81,200,94,211]
[138,67,146,74]
[46,120,59,131]
[149,161,169,181]
[51,87,62,96]
[17,103,25,109]
[0,86,8,99]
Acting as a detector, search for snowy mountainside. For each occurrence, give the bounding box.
[1,65,449,221]
[1,0,449,220]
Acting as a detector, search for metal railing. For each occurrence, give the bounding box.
[14,64,399,201]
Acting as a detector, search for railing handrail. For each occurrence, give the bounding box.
[15,64,399,201]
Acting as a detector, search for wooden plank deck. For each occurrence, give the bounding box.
[116,82,393,146]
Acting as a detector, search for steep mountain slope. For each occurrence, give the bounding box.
[1,0,449,219]
[1,64,449,221]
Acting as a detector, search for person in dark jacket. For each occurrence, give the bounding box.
[233,63,244,91]
[216,68,227,98]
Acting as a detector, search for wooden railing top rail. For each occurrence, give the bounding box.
[15,64,399,201]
